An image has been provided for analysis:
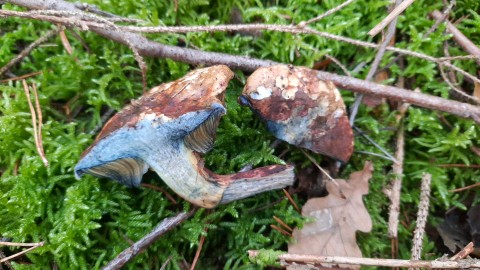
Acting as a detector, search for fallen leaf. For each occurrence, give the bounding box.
[288,162,374,269]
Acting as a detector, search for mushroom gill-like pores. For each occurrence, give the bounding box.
[75,65,294,209]
[239,65,354,163]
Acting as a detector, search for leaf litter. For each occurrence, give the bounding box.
[288,161,374,269]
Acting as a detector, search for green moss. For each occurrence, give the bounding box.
[1,0,480,269]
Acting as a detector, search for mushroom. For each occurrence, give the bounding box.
[75,65,294,209]
[239,65,354,162]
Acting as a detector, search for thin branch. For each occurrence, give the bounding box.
[388,108,409,239]
[354,126,398,163]
[0,26,63,77]
[248,251,480,268]
[350,0,401,124]
[270,224,292,237]
[299,0,357,26]
[6,0,480,123]
[22,80,48,167]
[0,242,43,247]
[424,1,455,37]
[430,10,480,64]
[102,210,196,270]
[0,242,44,264]
[282,189,301,213]
[273,215,293,233]
[450,242,474,260]
[141,183,178,204]
[0,71,42,83]
[73,2,145,23]
[31,84,48,167]
[355,150,394,161]
[190,227,208,270]
[368,0,416,37]
[324,54,351,77]
[439,64,479,104]
[449,182,480,193]
[410,173,431,264]
[2,8,480,85]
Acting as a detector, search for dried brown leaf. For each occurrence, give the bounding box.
[288,162,374,269]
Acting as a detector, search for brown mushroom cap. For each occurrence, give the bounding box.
[240,65,354,162]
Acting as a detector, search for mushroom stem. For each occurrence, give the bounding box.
[217,165,295,204]
[146,142,294,208]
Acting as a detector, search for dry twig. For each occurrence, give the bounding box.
[0,241,44,264]
[430,10,480,63]
[450,242,474,260]
[141,183,178,204]
[368,0,416,37]
[0,27,63,77]
[350,0,401,124]
[5,0,480,124]
[299,0,357,26]
[449,182,480,192]
[0,71,42,83]
[424,1,455,37]
[248,251,480,268]
[282,189,301,213]
[22,80,48,167]
[410,173,432,265]
[190,227,208,270]
[103,210,196,270]
[387,103,410,241]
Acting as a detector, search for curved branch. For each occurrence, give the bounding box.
[6,0,480,124]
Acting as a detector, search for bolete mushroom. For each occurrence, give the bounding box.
[239,65,354,162]
[75,65,294,208]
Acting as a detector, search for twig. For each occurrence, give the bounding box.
[299,0,357,26]
[73,2,145,23]
[22,81,48,167]
[430,10,480,64]
[388,114,409,239]
[0,242,43,247]
[159,256,172,270]
[273,215,293,233]
[301,149,341,191]
[410,173,432,265]
[353,126,398,163]
[350,0,401,123]
[0,71,42,83]
[324,54,351,77]
[3,8,480,85]
[0,27,63,77]
[424,1,455,37]
[282,189,301,213]
[248,250,480,268]
[141,183,178,204]
[355,150,394,161]
[0,242,44,264]
[190,227,208,270]
[102,210,196,270]
[6,0,480,123]
[368,0,416,37]
[438,164,480,168]
[270,224,292,237]
[31,84,47,167]
[449,182,480,193]
[89,108,115,134]
[439,64,479,104]
[450,242,474,260]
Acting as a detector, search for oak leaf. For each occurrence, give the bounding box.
[288,162,374,269]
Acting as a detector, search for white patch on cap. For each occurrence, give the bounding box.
[250,86,272,100]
